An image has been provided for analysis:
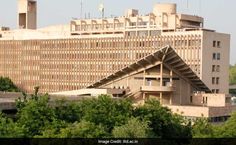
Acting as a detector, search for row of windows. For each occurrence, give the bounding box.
[212,65,220,72]
[213,53,220,60]
[213,40,221,48]
[212,89,220,94]
[212,77,220,85]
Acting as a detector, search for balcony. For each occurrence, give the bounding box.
[140,86,174,92]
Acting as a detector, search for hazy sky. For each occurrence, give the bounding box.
[0,0,235,64]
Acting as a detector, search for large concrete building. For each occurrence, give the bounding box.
[0,1,234,120]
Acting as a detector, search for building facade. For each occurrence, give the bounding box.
[0,2,230,94]
[0,1,233,119]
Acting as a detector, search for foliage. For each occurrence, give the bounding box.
[9,89,236,139]
[216,112,236,137]
[133,99,192,138]
[58,120,109,138]
[54,100,82,123]
[230,89,236,95]
[0,76,20,92]
[36,119,68,138]
[112,117,151,138]
[16,93,55,137]
[0,113,24,138]
[79,95,133,132]
[230,64,236,85]
[191,112,236,138]
[191,118,214,138]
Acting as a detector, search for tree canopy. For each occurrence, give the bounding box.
[0,91,193,138]
[1,89,236,139]
[0,76,20,92]
[230,64,236,85]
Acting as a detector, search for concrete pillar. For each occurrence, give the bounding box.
[143,70,146,86]
[18,0,37,29]
[160,92,163,104]
[160,63,163,87]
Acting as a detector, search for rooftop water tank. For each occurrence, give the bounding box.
[153,3,177,15]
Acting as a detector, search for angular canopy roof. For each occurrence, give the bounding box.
[87,46,211,93]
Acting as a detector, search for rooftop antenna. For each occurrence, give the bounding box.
[99,2,105,18]
[80,0,83,19]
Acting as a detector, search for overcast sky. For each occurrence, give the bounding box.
[0,0,235,64]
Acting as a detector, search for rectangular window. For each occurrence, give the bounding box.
[212,65,216,72]
[212,77,215,84]
[216,77,219,84]
[217,53,221,60]
[213,41,216,47]
[190,96,193,103]
[212,89,215,93]
[216,65,220,72]
[216,89,220,93]
[213,53,216,60]
[217,41,221,48]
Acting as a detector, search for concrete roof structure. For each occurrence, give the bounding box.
[88,46,211,93]
[49,88,126,97]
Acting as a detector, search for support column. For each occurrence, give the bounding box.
[160,63,163,87]
[143,70,146,86]
[169,69,173,105]
[160,63,163,104]
[160,92,163,104]
[142,93,146,105]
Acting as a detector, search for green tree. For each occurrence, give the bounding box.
[58,120,108,138]
[79,95,133,132]
[35,120,69,138]
[54,100,82,123]
[112,117,151,138]
[0,76,20,92]
[16,94,56,137]
[0,113,24,137]
[192,118,214,138]
[230,64,236,85]
[216,112,236,137]
[134,99,192,138]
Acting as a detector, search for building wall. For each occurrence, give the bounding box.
[101,65,194,106]
[18,0,37,29]
[201,31,230,94]
[0,30,229,93]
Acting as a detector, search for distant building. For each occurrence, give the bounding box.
[0,1,234,120]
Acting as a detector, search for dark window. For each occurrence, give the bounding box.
[217,41,221,48]
[213,53,216,60]
[212,89,215,93]
[217,53,221,60]
[216,77,220,84]
[212,77,215,84]
[216,89,220,93]
[212,65,216,72]
[216,65,220,72]
[190,96,193,103]
[213,41,216,47]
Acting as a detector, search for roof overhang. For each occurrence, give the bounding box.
[87,46,211,93]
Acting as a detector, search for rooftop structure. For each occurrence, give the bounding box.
[0,1,233,119]
[18,0,37,29]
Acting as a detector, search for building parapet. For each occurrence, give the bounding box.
[191,93,232,107]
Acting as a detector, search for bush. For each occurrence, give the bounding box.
[134,99,192,138]
[0,76,20,92]
[112,118,151,138]
[0,113,24,137]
